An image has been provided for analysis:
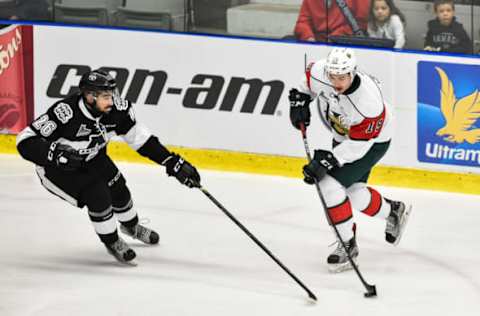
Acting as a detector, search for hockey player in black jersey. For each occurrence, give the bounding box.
[16,70,201,264]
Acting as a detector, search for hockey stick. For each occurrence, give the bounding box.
[299,123,377,298]
[197,185,318,302]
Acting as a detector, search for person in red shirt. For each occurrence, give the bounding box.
[294,0,370,41]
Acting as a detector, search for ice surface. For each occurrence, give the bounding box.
[1,154,479,315]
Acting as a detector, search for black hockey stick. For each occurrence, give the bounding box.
[299,123,377,298]
[197,185,318,302]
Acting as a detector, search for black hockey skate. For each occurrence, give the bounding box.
[105,236,136,264]
[327,235,359,273]
[120,223,159,245]
[385,200,412,246]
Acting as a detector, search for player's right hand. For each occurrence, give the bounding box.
[302,150,338,184]
[288,88,311,130]
[164,153,201,188]
[47,142,83,171]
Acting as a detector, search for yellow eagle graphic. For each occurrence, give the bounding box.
[435,67,480,144]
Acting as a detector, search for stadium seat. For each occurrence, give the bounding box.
[113,0,173,30]
[53,0,112,25]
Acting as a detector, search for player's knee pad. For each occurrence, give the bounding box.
[81,180,112,213]
[346,182,367,194]
[347,183,385,217]
[346,182,369,209]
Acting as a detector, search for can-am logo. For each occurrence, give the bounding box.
[47,64,284,115]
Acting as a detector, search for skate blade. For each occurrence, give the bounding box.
[113,257,138,267]
[123,260,138,267]
[120,231,159,245]
[328,258,358,273]
[107,252,138,266]
[393,204,413,246]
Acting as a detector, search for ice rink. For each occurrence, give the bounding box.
[1,153,479,316]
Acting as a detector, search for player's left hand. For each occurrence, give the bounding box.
[302,150,338,184]
[289,88,312,130]
[165,153,201,188]
[48,142,83,171]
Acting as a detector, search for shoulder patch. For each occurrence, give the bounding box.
[53,102,73,124]
[113,95,129,111]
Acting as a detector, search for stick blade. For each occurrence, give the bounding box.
[364,285,377,298]
[308,292,318,302]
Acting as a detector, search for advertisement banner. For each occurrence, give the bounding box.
[0,25,33,134]
[417,61,480,168]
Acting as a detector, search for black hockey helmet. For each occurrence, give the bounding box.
[79,69,116,93]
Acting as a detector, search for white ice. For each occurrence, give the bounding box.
[1,154,479,316]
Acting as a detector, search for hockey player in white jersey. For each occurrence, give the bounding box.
[16,70,201,264]
[289,47,411,272]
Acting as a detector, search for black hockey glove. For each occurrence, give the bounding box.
[289,88,312,130]
[47,142,83,171]
[302,150,338,184]
[164,153,201,188]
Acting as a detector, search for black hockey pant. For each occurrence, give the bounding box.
[35,156,138,244]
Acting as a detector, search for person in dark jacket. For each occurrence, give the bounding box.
[424,0,472,54]
[0,0,51,21]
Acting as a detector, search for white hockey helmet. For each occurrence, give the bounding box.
[325,47,357,76]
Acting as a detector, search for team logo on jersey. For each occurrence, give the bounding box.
[76,124,91,137]
[417,61,480,167]
[328,112,349,136]
[54,102,73,124]
[113,91,129,111]
[78,124,108,161]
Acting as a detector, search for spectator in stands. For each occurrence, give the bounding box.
[294,0,370,42]
[367,0,406,48]
[0,4,16,20]
[0,0,50,21]
[424,0,472,54]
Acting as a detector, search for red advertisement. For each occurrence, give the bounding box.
[0,25,33,134]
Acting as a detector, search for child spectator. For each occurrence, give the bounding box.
[367,0,406,48]
[424,0,472,54]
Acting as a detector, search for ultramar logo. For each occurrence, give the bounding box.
[47,64,284,115]
[417,61,480,168]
